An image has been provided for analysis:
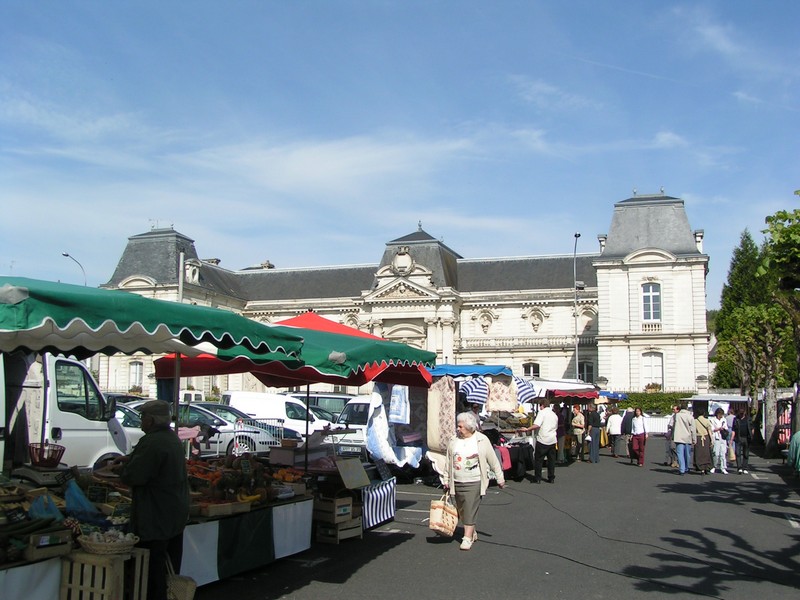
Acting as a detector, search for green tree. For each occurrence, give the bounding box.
[712,230,769,389]
[759,205,800,436]
[714,304,793,456]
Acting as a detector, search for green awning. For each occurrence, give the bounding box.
[0,277,304,359]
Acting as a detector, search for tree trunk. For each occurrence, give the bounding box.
[764,383,780,458]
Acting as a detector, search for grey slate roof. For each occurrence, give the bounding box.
[237,265,378,301]
[602,194,702,258]
[105,195,696,301]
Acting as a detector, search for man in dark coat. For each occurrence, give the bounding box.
[114,400,190,600]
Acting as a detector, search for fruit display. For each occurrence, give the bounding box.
[187,454,309,514]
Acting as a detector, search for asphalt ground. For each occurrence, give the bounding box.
[195,443,800,600]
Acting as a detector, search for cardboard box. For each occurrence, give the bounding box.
[316,517,362,544]
[287,481,308,496]
[313,496,352,524]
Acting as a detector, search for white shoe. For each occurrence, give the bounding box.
[722,469,729,474]
[460,537,474,551]
[742,469,749,474]
[709,468,716,474]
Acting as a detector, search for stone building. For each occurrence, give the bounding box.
[99,193,710,397]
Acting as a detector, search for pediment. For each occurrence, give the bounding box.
[365,278,440,301]
[118,275,157,288]
[624,248,676,264]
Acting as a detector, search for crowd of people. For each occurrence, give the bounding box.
[442,398,755,552]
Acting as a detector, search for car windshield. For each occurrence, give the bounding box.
[337,402,370,426]
[310,406,336,422]
[115,405,142,428]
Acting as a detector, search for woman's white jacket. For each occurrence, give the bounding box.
[442,431,505,497]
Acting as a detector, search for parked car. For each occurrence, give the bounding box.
[114,402,146,451]
[126,399,284,456]
[325,396,372,456]
[285,391,356,419]
[195,402,304,448]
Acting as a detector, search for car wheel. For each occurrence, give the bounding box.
[228,436,255,456]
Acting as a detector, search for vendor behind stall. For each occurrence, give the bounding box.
[113,400,190,600]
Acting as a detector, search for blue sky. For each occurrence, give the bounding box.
[1,1,797,309]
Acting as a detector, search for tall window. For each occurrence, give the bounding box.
[578,362,594,383]
[642,283,661,321]
[642,352,664,389]
[129,361,143,389]
[523,362,540,378]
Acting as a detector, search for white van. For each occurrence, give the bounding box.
[221,391,333,435]
[2,351,129,474]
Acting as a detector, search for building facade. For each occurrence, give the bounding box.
[99,194,710,397]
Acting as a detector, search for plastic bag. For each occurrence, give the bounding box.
[65,479,105,521]
[28,493,64,522]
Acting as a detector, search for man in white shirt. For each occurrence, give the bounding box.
[522,399,559,484]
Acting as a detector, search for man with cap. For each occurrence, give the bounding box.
[113,400,190,600]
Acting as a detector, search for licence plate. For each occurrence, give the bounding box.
[339,445,362,454]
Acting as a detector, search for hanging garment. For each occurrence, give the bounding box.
[388,385,410,424]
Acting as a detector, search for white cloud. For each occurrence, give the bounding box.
[651,131,689,149]
[509,75,598,111]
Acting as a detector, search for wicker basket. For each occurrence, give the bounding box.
[28,442,65,468]
[77,535,139,554]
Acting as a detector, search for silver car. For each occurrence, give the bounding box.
[126,400,285,456]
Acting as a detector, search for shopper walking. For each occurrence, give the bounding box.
[694,410,713,475]
[664,405,679,467]
[442,411,505,551]
[672,404,696,475]
[605,407,623,458]
[585,403,602,463]
[630,407,648,467]
[709,407,730,474]
[732,408,753,474]
[519,399,559,483]
[570,404,585,462]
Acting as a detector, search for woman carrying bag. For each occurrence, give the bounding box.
[440,411,505,551]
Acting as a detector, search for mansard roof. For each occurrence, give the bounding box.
[103,228,246,298]
[602,194,702,258]
[381,227,462,288]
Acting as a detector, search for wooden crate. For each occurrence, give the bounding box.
[60,548,149,600]
[316,517,362,544]
[23,528,73,562]
[313,496,352,524]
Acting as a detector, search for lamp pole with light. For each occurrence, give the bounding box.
[573,232,581,380]
[62,252,87,286]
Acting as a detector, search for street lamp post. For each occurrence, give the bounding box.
[573,232,581,380]
[62,252,87,286]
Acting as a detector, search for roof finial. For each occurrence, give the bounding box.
[418,220,422,231]
[632,188,637,196]
[660,186,665,194]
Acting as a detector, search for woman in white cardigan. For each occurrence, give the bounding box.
[441,411,505,551]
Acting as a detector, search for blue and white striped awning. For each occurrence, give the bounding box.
[459,377,489,404]
[513,376,537,405]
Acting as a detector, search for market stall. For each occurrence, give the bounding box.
[0,277,310,596]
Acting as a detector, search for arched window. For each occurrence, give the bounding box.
[523,362,540,378]
[642,283,661,321]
